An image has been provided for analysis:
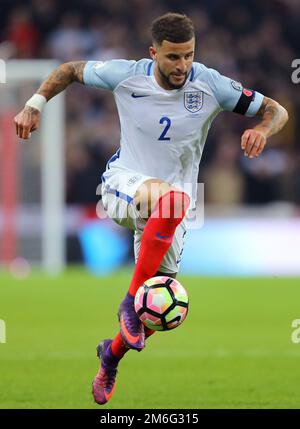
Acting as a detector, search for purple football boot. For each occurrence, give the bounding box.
[92,339,118,405]
[118,292,145,351]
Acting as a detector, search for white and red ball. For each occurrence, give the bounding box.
[134,276,189,331]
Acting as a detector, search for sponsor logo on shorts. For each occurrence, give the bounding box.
[127,175,141,186]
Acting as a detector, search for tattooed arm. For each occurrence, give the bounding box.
[36,61,86,101]
[241,96,289,158]
[14,61,86,139]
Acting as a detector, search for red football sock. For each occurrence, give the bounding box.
[128,190,190,297]
[110,328,156,359]
[111,332,129,359]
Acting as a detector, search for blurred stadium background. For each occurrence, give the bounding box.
[0,0,299,276]
[1,0,300,409]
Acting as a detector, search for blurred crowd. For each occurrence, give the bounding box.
[1,0,300,206]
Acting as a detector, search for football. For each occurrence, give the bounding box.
[134,276,189,331]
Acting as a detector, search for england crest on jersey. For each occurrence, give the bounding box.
[184,91,203,113]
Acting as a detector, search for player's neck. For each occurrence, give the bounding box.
[153,65,176,91]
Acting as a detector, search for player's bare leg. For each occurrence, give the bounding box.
[118,179,190,350]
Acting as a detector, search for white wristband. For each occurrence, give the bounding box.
[25,94,47,112]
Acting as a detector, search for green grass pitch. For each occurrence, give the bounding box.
[0,268,300,409]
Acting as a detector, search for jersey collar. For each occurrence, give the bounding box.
[150,70,194,94]
[147,60,194,81]
[148,61,195,93]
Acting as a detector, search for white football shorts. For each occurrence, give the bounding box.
[101,164,187,274]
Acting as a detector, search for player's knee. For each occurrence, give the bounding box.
[170,190,190,216]
[160,189,190,220]
[134,181,190,220]
[134,180,172,218]
[149,188,190,220]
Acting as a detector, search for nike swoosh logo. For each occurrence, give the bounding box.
[105,385,115,400]
[93,375,115,403]
[156,232,173,240]
[131,93,150,98]
[120,315,141,344]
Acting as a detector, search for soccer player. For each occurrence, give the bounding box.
[14,13,288,405]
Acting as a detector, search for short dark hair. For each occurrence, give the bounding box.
[151,13,194,46]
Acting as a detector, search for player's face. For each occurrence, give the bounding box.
[150,39,195,90]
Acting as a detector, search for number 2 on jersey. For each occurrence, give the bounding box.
[158,116,171,141]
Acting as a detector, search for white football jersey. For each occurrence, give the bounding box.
[83,59,264,207]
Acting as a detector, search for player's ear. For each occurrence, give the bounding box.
[149,46,157,60]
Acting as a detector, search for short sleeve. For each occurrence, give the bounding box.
[194,64,264,117]
[83,59,137,91]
